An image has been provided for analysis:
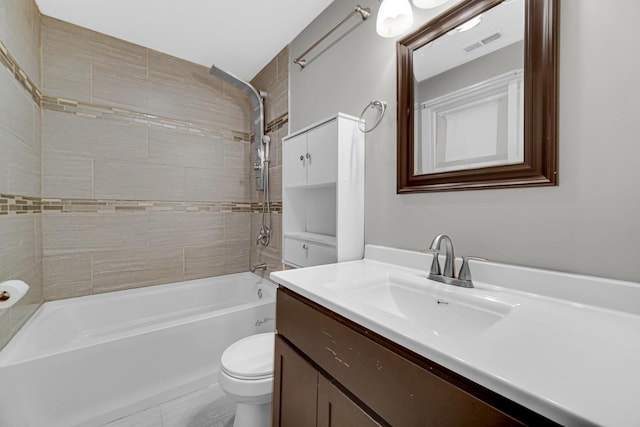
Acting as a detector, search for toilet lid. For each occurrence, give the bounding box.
[221,332,275,380]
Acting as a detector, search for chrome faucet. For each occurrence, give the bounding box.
[250,263,267,273]
[427,234,474,288]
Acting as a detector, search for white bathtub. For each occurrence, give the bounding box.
[0,272,277,427]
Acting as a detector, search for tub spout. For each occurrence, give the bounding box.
[250,263,267,273]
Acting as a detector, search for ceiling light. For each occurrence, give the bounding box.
[412,0,449,9]
[456,15,482,32]
[376,0,414,38]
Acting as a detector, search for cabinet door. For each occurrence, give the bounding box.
[283,133,308,187]
[272,335,318,427]
[317,375,382,427]
[307,120,338,186]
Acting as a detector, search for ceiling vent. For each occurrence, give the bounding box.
[464,42,483,53]
[482,32,502,45]
[463,32,503,54]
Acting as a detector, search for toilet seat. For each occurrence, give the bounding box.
[221,332,275,380]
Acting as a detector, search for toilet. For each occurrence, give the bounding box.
[219,332,275,427]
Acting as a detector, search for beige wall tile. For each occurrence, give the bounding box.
[9,259,43,334]
[148,49,221,93]
[94,159,184,201]
[224,239,250,275]
[0,0,41,84]
[42,110,149,162]
[223,141,249,173]
[43,253,92,300]
[92,247,184,293]
[6,133,41,197]
[0,215,39,279]
[43,212,148,255]
[41,16,147,101]
[0,71,37,149]
[184,243,226,281]
[149,211,224,248]
[149,127,224,170]
[0,309,10,349]
[183,87,250,133]
[42,151,93,198]
[0,138,6,193]
[92,64,186,119]
[224,212,250,241]
[184,167,249,202]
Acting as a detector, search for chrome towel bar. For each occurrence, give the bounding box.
[293,5,370,69]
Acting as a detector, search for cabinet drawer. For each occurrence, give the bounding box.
[276,288,527,426]
[283,237,337,267]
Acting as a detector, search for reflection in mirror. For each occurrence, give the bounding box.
[397,0,558,192]
[413,0,524,175]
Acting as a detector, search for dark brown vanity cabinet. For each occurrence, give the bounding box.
[272,288,557,426]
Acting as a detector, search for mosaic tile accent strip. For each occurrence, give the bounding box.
[40,95,252,142]
[251,201,283,214]
[265,113,289,134]
[1,196,285,215]
[0,41,42,105]
[0,194,42,215]
[39,198,281,213]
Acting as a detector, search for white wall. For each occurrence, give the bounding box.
[290,0,640,283]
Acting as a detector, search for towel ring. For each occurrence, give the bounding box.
[358,100,387,133]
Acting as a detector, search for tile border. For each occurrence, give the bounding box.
[0,194,42,215]
[1,195,283,215]
[1,38,287,142]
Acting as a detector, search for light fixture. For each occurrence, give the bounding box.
[376,0,414,38]
[412,0,449,9]
[456,15,482,32]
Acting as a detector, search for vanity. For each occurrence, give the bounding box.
[270,245,640,426]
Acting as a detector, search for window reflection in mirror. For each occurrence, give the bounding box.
[412,0,525,175]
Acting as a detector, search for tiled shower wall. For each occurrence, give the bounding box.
[0,2,287,347]
[0,0,43,349]
[40,16,262,299]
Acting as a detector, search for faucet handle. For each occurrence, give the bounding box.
[422,249,441,276]
[458,256,487,281]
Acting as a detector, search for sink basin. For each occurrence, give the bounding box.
[328,274,515,342]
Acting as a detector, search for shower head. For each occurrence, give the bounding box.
[209,65,266,111]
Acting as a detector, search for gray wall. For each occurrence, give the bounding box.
[290,0,640,283]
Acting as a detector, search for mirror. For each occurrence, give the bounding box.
[397,0,558,192]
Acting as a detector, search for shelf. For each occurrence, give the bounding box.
[284,232,337,247]
[284,181,336,191]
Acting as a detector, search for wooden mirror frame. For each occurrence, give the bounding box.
[397,0,558,192]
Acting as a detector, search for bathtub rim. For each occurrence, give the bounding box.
[0,272,278,367]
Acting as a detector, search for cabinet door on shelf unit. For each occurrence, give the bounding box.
[283,133,308,187]
[306,120,338,186]
[283,237,337,268]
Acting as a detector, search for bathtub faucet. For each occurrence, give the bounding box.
[250,263,267,273]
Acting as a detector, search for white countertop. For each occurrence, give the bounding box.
[270,245,640,427]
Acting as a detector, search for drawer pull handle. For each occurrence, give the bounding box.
[302,244,308,250]
[300,155,304,161]
[306,153,311,160]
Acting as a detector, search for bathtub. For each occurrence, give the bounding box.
[0,272,277,427]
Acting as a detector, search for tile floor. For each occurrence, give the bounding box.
[101,384,236,427]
